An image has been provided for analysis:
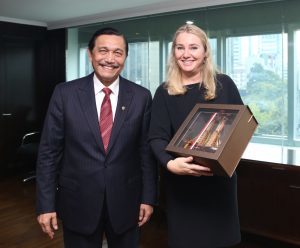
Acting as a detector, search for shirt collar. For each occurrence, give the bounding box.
[93,74,119,95]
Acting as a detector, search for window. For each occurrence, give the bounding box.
[122,41,160,94]
[226,34,288,139]
[79,47,93,77]
[66,0,300,166]
[226,34,291,163]
[209,38,217,67]
[294,30,300,142]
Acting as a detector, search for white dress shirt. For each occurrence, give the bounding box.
[93,74,119,121]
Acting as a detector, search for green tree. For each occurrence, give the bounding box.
[242,63,287,136]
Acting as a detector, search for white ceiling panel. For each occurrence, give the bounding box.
[0,0,253,29]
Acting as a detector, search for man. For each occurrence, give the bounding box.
[36,27,157,248]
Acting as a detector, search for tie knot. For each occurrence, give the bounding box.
[102,87,112,96]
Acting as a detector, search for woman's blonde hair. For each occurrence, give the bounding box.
[165,24,217,100]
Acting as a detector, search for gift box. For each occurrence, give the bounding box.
[165,104,258,177]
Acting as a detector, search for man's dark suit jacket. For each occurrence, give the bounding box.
[36,73,157,235]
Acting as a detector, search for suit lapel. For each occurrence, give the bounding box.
[76,73,105,151]
[106,77,133,154]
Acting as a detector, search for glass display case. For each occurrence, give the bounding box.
[166,104,258,177]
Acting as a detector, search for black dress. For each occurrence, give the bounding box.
[149,74,243,248]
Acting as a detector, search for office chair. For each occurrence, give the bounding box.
[17,131,40,182]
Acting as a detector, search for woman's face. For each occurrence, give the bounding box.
[174,32,206,76]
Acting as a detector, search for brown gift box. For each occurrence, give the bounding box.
[165,104,258,177]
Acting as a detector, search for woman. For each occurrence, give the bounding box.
[149,24,242,248]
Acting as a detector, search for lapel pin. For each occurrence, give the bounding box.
[121,106,126,111]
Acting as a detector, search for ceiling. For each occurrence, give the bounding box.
[0,0,252,29]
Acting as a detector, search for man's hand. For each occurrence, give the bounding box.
[37,212,58,239]
[138,204,153,227]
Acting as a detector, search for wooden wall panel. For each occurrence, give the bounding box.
[237,160,300,245]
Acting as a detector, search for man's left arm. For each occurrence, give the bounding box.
[138,203,154,227]
[138,91,158,226]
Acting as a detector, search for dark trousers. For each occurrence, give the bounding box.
[63,198,139,248]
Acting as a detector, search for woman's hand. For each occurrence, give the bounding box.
[166,156,213,177]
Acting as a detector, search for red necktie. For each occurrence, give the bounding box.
[100,88,113,152]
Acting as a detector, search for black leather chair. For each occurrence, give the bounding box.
[17,131,40,182]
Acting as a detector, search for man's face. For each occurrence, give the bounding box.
[88,34,126,86]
